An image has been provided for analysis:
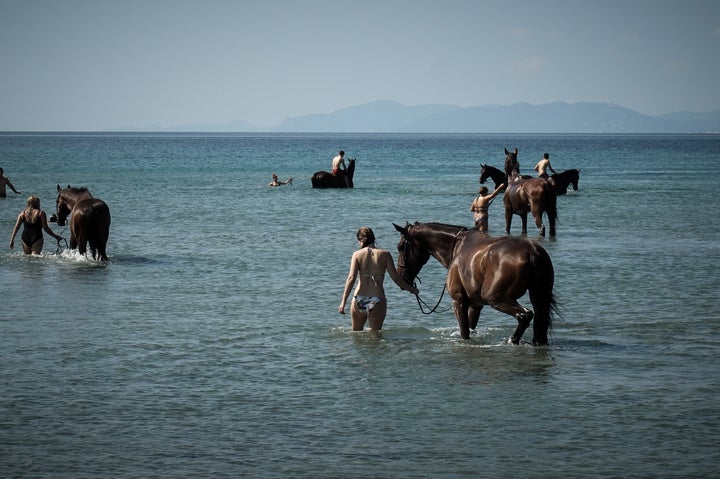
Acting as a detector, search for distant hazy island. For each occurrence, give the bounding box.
[110,100,720,134]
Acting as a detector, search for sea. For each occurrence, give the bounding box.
[1,132,718,478]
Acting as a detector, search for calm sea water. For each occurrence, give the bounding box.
[1,133,719,478]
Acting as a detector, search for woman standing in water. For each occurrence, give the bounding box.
[339,227,418,331]
[9,195,63,255]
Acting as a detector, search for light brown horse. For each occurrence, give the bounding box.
[55,185,111,261]
[502,148,558,236]
[394,222,556,345]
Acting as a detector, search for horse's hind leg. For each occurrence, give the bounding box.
[531,207,545,236]
[488,299,534,344]
[504,208,513,235]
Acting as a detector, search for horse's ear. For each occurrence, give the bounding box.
[57,184,61,192]
[504,148,509,155]
[514,148,518,154]
[393,223,406,235]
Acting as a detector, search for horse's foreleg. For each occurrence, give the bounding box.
[520,213,528,235]
[452,299,471,339]
[504,208,513,235]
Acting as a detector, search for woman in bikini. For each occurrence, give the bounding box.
[9,195,63,255]
[339,227,418,331]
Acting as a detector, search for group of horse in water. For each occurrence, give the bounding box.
[393,148,580,346]
[305,147,580,345]
[56,147,578,346]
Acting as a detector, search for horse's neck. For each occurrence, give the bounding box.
[417,228,462,269]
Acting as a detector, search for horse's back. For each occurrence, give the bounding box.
[311,171,331,188]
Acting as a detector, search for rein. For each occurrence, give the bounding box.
[408,228,465,315]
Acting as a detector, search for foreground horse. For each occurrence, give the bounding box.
[394,222,556,345]
[549,169,580,195]
[55,185,111,261]
[311,159,355,188]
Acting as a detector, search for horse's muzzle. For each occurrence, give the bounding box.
[49,214,58,223]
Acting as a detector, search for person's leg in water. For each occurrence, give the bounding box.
[21,237,44,255]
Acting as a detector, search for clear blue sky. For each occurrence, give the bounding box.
[1,0,719,130]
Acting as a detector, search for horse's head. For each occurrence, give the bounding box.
[479,164,490,184]
[393,222,431,285]
[55,184,92,226]
[504,147,520,177]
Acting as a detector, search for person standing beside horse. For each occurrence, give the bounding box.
[331,150,350,188]
[470,184,505,233]
[0,168,21,197]
[339,227,418,331]
[534,153,557,179]
[9,195,62,255]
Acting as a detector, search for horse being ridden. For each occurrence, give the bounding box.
[394,222,556,345]
[311,159,355,188]
[501,149,558,236]
[55,185,111,261]
[549,169,580,195]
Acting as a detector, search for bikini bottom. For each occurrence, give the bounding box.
[354,296,383,312]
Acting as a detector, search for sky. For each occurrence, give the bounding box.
[1,0,719,131]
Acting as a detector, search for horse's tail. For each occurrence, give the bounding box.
[87,200,111,261]
[528,243,557,345]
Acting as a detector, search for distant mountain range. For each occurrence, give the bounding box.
[124,100,720,133]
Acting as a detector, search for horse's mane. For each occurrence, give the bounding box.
[419,222,469,232]
[68,186,90,192]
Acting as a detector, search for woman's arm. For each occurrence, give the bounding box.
[339,253,359,314]
[383,251,418,294]
[40,211,62,241]
[9,212,23,248]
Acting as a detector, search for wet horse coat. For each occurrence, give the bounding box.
[55,185,111,261]
[394,222,556,345]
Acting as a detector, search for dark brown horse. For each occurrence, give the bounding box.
[394,222,556,345]
[502,149,557,236]
[481,163,579,196]
[549,169,580,195]
[311,159,355,188]
[55,185,111,261]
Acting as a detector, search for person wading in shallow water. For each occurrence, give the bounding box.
[470,184,505,233]
[0,167,21,197]
[9,195,62,255]
[339,227,418,331]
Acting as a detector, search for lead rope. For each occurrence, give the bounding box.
[411,228,465,315]
[55,227,68,255]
